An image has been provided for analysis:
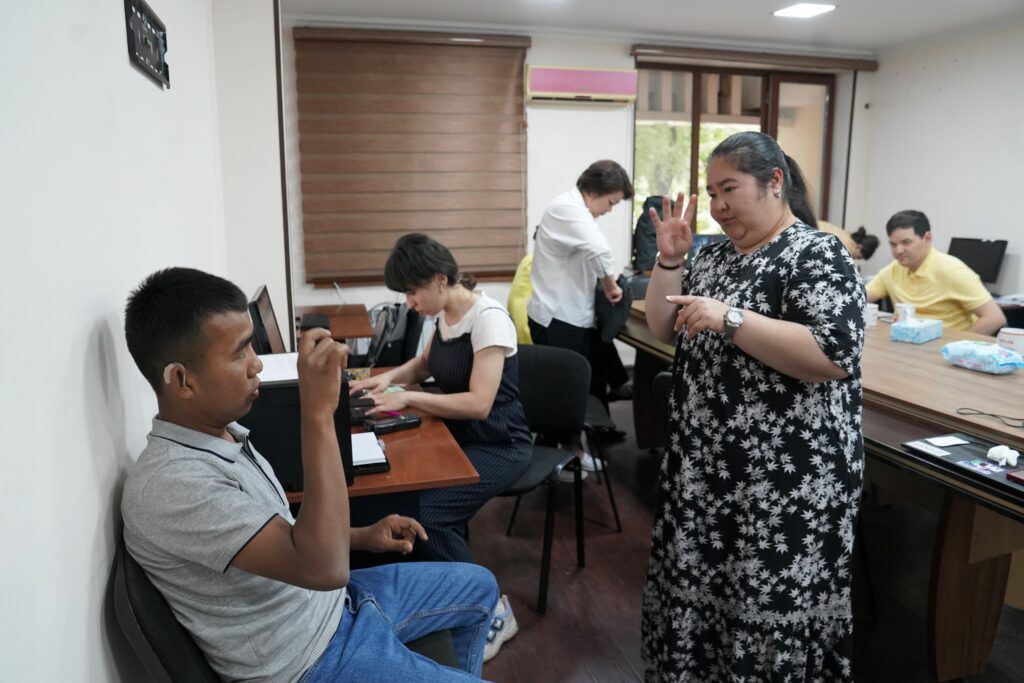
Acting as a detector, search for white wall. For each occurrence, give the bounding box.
[833,70,873,231]
[852,17,1024,291]
[524,37,636,268]
[214,0,291,344]
[0,1,227,680]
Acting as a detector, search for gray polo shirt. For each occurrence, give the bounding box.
[122,418,344,683]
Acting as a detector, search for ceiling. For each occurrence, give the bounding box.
[282,0,1024,55]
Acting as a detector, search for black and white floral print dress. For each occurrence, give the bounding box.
[642,222,866,682]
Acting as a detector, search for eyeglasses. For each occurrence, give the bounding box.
[956,407,1024,429]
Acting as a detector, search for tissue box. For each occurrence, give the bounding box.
[890,317,943,344]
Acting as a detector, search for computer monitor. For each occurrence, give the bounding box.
[948,237,1007,284]
[689,233,728,262]
[238,380,358,489]
[248,285,286,354]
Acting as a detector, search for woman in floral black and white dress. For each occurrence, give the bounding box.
[641,132,865,682]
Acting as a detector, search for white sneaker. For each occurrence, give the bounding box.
[483,595,519,662]
[558,467,588,483]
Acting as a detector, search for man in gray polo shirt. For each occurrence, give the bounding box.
[122,267,498,682]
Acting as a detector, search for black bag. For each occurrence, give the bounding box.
[632,196,672,272]
[366,303,422,367]
[594,275,634,343]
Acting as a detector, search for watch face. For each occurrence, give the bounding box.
[726,309,743,326]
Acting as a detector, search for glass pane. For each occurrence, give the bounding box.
[634,69,693,229]
[696,73,762,233]
[776,82,828,218]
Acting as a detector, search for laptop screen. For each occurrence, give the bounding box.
[248,285,287,355]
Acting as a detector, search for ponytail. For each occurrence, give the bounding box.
[782,155,817,228]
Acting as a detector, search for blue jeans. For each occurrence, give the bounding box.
[299,562,498,682]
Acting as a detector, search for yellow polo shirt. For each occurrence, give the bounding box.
[507,254,534,344]
[865,248,992,330]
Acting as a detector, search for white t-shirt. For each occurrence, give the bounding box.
[527,187,616,328]
[436,293,518,357]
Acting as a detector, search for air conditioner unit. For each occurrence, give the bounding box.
[525,65,638,103]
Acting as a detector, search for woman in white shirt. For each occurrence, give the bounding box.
[351,233,530,660]
[527,160,634,404]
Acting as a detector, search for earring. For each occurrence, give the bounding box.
[773,190,781,198]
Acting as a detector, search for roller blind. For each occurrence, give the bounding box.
[293,29,530,284]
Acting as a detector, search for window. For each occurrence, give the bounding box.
[631,45,876,234]
[293,29,530,284]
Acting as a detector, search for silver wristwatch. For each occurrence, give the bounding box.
[723,307,744,339]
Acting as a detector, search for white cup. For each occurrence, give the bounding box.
[864,303,879,328]
[996,327,1024,354]
[894,303,916,323]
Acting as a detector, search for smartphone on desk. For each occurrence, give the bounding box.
[1008,468,1024,485]
[363,413,422,435]
[350,389,376,409]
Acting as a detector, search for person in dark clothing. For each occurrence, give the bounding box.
[642,132,864,681]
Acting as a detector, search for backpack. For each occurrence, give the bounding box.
[632,196,672,272]
[366,302,423,367]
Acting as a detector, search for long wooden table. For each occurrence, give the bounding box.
[619,303,1024,680]
[860,324,1024,681]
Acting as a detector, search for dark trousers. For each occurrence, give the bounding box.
[528,317,627,405]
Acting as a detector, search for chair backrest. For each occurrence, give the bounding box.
[632,195,667,272]
[114,539,221,683]
[516,344,590,444]
[652,370,674,434]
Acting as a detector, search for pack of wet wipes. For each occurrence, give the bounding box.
[941,340,1024,375]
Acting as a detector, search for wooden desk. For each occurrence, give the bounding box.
[295,304,375,341]
[618,301,673,449]
[861,323,1024,680]
[284,409,478,504]
[619,307,1024,680]
[862,324,1024,454]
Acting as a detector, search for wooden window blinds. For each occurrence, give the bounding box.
[293,28,531,285]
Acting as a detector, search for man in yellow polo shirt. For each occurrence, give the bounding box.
[866,210,1006,335]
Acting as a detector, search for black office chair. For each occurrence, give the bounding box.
[114,540,220,683]
[114,539,458,681]
[501,344,589,614]
[583,396,622,532]
[652,370,674,437]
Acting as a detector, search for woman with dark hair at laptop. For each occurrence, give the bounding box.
[349,232,529,662]
[818,221,879,262]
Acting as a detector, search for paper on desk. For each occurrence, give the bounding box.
[351,432,387,466]
[257,353,298,384]
[927,435,970,447]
